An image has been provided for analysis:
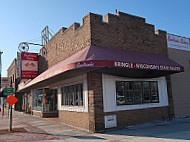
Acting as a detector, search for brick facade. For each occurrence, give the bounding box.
[106,107,169,127]
[35,11,174,132]
[87,72,104,132]
[90,12,168,55]
[59,111,89,131]
[39,14,91,73]
[7,59,17,89]
[88,12,172,131]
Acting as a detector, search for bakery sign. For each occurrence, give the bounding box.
[167,33,190,51]
[21,52,38,79]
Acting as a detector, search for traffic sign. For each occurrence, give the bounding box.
[4,88,14,95]
[5,95,18,106]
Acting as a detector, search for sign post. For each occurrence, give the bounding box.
[4,88,14,119]
[5,95,18,131]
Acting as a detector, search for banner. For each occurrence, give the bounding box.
[167,33,190,51]
[17,52,21,78]
[21,52,38,79]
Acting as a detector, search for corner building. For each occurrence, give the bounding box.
[19,11,183,132]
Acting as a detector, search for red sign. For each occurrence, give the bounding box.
[44,98,48,104]
[5,95,18,106]
[22,52,38,79]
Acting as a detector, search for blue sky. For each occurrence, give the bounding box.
[0,0,190,77]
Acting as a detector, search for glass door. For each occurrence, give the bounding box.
[43,88,57,112]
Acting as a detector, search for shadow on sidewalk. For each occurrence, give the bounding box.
[17,131,106,140]
[101,118,190,141]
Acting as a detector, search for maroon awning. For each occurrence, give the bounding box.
[19,46,184,91]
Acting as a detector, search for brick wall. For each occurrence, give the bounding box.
[90,11,168,55]
[39,13,92,73]
[88,12,172,131]
[105,107,169,128]
[168,48,190,118]
[87,72,104,132]
[59,111,89,131]
[7,59,17,89]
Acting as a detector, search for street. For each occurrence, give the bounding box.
[0,109,190,142]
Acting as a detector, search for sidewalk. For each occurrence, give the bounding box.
[0,109,60,142]
[1,109,190,142]
[0,109,92,142]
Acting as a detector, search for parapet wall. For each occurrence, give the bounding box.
[39,11,168,73]
[90,11,167,55]
[39,13,91,72]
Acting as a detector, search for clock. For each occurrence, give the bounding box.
[18,42,29,52]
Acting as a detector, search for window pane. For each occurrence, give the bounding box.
[116,81,125,105]
[62,84,83,106]
[61,87,66,105]
[65,87,69,105]
[68,86,73,105]
[75,85,79,106]
[134,82,142,104]
[142,82,151,103]
[125,82,134,104]
[150,82,159,102]
[33,89,43,111]
[79,84,83,106]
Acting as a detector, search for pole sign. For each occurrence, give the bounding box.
[5,95,18,132]
[21,52,38,79]
[4,88,14,95]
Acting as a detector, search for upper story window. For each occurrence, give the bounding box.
[61,84,83,106]
[12,74,14,83]
[116,81,159,105]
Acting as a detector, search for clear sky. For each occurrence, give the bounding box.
[0,0,189,77]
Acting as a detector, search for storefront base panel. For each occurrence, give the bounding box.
[116,106,169,127]
[59,110,89,131]
[32,111,58,118]
[43,112,58,118]
[95,106,170,132]
[32,111,42,117]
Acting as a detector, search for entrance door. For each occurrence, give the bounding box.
[44,88,57,112]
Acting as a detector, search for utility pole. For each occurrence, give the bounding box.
[0,51,3,117]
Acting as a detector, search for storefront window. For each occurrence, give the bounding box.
[150,82,159,102]
[27,93,30,109]
[61,84,83,106]
[116,81,159,105]
[33,89,43,111]
[22,95,25,111]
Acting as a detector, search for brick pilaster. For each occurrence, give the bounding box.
[87,71,104,132]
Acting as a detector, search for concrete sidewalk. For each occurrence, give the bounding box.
[1,109,190,142]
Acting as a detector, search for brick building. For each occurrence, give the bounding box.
[7,57,30,111]
[167,33,190,118]
[19,11,183,132]
[7,59,17,89]
[1,77,9,89]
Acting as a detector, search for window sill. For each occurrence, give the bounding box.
[60,105,87,112]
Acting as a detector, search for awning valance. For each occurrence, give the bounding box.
[19,46,184,91]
